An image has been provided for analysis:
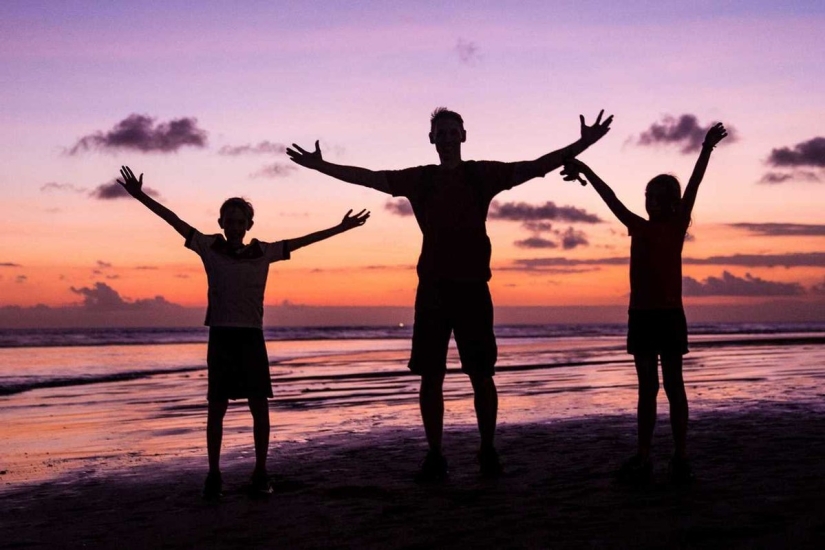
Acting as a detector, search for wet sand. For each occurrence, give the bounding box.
[3,404,824,549]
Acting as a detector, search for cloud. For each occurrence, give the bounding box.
[811,279,825,295]
[40,182,87,193]
[560,227,589,250]
[16,275,27,283]
[385,199,414,217]
[218,141,287,156]
[636,114,737,154]
[97,261,112,269]
[69,114,207,154]
[767,137,825,168]
[758,171,820,184]
[514,237,557,249]
[69,282,182,312]
[730,223,825,237]
[456,38,481,65]
[1,262,21,267]
[683,271,804,297]
[489,201,602,224]
[89,180,161,200]
[251,163,297,179]
[523,221,554,232]
[135,266,159,270]
[510,251,825,270]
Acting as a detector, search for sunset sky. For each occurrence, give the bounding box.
[1,1,824,327]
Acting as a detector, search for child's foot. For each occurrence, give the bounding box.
[249,470,274,496]
[414,450,449,484]
[202,471,223,500]
[477,446,504,479]
[616,454,653,485]
[668,455,694,485]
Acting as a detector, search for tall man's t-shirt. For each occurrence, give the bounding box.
[383,161,515,282]
[185,230,290,327]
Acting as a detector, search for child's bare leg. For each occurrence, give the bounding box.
[247,397,270,475]
[419,372,446,453]
[207,399,229,473]
[634,354,659,459]
[661,354,688,459]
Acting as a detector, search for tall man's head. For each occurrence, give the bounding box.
[429,107,466,166]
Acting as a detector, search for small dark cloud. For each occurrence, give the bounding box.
[759,170,820,184]
[251,163,297,179]
[218,141,287,156]
[515,237,557,249]
[456,38,481,65]
[69,282,182,312]
[69,114,207,155]
[637,114,737,154]
[40,182,87,193]
[767,137,825,168]
[684,252,825,268]
[513,257,628,269]
[810,279,825,295]
[560,227,589,250]
[489,201,602,224]
[89,180,160,200]
[16,275,27,283]
[135,266,159,270]
[523,221,553,233]
[97,261,112,269]
[175,274,190,279]
[730,223,825,237]
[385,199,414,217]
[683,271,804,297]
[106,275,120,280]
[1,262,21,267]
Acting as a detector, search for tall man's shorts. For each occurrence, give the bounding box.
[207,327,273,401]
[408,280,497,377]
[627,308,689,356]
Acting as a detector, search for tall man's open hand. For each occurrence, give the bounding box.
[287,140,324,170]
[580,110,614,146]
[117,166,144,197]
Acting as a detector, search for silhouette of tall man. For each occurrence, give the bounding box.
[288,108,612,480]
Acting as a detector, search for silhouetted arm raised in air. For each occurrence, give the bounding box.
[680,123,727,221]
[509,110,614,187]
[285,209,370,252]
[561,158,644,229]
[286,141,390,194]
[117,166,193,238]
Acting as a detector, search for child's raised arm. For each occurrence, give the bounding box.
[117,166,193,238]
[561,159,644,229]
[285,209,370,253]
[680,123,727,220]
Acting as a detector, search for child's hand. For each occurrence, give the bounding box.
[287,140,324,169]
[340,209,370,230]
[702,123,728,150]
[561,158,589,186]
[580,110,614,146]
[117,166,144,196]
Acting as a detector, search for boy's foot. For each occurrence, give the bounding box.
[616,454,653,485]
[414,450,449,484]
[250,470,274,496]
[202,471,223,500]
[668,456,694,485]
[477,446,504,479]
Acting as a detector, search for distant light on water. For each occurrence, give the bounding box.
[398,323,405,328]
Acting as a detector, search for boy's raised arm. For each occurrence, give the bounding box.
[285,209,370,253]
[287,141,390,194]
[562,159,644,230]
[509,110,614,187]
[117,166,193,239]
[680,122,727,221]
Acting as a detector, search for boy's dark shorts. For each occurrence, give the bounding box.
[627,308,689,356]
[207,327,272,401]
[409,280,497,377]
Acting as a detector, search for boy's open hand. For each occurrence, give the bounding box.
[580,110,613,146]
[560,158,589,186]
[117,166,143,196]
[703,122,728,149]
[287,140,324,169]
[340,209,370,230]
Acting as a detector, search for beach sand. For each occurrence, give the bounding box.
[2,403,824,549]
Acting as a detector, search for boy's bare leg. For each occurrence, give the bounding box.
[206,399,229,473]
[419,372,446,453]
[247,397,270,475]
[470,374,498,450]
[661,354,688,459]
[633,354,659,459]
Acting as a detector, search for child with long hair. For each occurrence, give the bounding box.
[561,123,727,483]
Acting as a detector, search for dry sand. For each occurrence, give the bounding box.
[2,404,824,549]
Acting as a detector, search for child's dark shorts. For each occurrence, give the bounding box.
[206,327,272,401]
[627,308,689,356]
[408,280,497,377]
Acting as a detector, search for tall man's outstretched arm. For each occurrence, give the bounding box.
[117,166,193,238]
[680,123,727,221]
[286,141,390,194]
[510,110,614,187]
[285,209,370,252]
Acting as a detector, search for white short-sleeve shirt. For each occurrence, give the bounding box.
[185,229,290,328]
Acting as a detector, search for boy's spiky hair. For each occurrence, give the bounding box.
[220,197,254,222]
[430,107,464,130]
